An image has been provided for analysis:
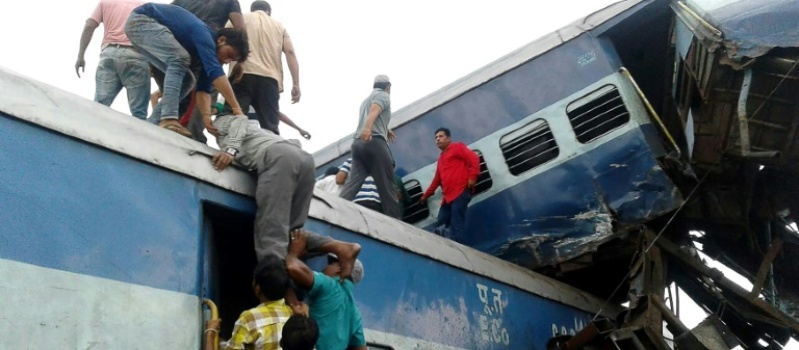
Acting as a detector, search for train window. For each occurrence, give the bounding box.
[566,85,630,143]
[367,344,395,350]
[499,119,559,176]
[472,150,493,195]
[402,179,430,224]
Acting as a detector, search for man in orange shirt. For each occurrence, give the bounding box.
[420,127,480,242]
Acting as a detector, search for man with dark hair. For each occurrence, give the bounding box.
[163,0,245,143]
[75,0,150,119]
[286,230,367,350]
[227,0,303,136]
[280,315,319,350]
[339,75,400,219]
[125,3,249,137]
[203,255,292,350]
[419,127,480,242]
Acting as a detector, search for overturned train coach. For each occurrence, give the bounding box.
[315,0,799,347]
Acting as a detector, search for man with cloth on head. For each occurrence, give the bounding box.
[339,74,401,219]
[286,230,367,350]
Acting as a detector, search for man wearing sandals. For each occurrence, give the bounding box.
[125,3,249,137]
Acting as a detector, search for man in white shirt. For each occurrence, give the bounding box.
[314,167,341,195]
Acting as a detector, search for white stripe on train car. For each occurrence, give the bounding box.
[0,259,200,349]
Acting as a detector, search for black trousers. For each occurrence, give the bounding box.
[228,74,280,134]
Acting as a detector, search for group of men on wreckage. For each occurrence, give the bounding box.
[76,0,482,348]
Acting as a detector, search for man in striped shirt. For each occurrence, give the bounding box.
[337,158,382,212]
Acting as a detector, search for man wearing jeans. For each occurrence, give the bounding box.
[419,127,480,242]
[75,0,150,119]
[339,75,400,219]
[125,3,249,137]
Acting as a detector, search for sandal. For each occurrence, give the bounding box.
[160,121,193,138]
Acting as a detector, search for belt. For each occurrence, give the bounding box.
[105,43,134,49]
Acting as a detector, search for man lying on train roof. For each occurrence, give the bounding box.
[209,113,361,311]
[286,229,367,350]
[204,255,295,350]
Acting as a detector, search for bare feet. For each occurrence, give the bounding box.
[335,242,361,283]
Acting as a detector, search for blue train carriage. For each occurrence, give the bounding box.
[314,0,685,270]
[0,67,623,349]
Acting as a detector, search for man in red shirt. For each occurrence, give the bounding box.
[419,127,480,241]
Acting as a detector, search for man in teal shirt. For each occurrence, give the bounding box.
[286,230,366,350]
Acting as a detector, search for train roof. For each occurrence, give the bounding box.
[0,66,622,317]
[312,0,648,167]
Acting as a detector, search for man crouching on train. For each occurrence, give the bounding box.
[210,113,361,312]
[286,229,367,350]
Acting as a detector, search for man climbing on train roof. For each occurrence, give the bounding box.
[124,3,249,138]
[203,255,296,350]
[156,0,245,143]
[339,75,401,219]
[285,229,367,350]
[419,127,480,242]
[209,112,361,312]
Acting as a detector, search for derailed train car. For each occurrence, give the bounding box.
[315,0,799,347]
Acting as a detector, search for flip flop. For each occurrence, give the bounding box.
[161,122,193,138]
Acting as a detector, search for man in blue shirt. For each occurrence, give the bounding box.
[125,3,249,137]
[286,230,367,350]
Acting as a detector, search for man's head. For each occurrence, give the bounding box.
[324,253,364,284]
[324,166,339,177]
[251,1,271,14]
[280,314,318,350]
[252,255,290,301]
[434,127,452,150]
[216,28,250,64]
[373,74,391,93]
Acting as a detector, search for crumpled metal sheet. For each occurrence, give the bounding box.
[692,0,799,59]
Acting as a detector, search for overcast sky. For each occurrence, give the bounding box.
[0,0,622,153]
[2,0,795,347]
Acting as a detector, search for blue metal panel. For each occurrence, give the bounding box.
[317,34,619,176]
[430,127,679,268]
[304,219,593,349]
[0,114,254,295]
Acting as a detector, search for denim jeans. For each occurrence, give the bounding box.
[94,46,151,119]
[125,13,195,123]
[434,189,471,242]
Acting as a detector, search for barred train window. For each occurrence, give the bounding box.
[566,85,630,143]
[500,119,559,176]
[473,150,493,195]
[402,179,430,224]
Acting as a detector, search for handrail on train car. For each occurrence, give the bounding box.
[203,298,220,350]
[620,67,683,159]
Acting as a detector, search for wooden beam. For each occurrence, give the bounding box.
[656,236,799,336]
[749,235,783,299]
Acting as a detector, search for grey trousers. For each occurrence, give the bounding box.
[255,142,331,261]
[339,137,401,219]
